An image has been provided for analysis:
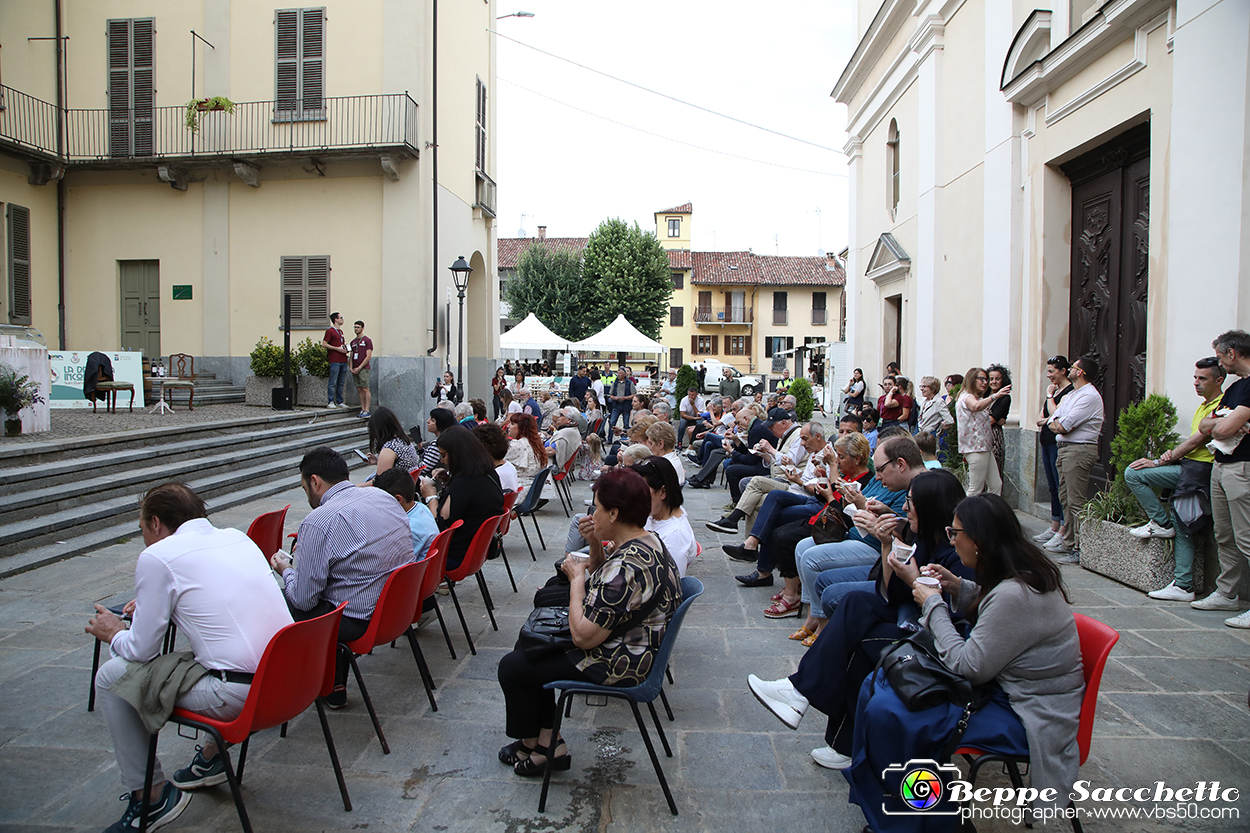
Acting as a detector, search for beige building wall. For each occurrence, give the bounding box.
[0,162,60,340]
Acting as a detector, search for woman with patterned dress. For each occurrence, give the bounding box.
[956,367,1009,495]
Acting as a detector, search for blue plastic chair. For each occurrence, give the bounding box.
[514,466,555,560]
[538,576,704,816]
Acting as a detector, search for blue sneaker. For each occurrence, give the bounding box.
[170,744,226,789]
[104,781,190,832]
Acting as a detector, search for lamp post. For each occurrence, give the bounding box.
[497,11,535,20]
[449,256,472,394]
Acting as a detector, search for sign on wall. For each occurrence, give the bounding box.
[48,351,145,408]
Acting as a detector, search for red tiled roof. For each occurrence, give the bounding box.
[656,202,692,215]
[691,251,845,286]
[497,237,588,270]
[667,249,692,269]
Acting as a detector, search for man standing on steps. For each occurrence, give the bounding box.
[350,320,373,418]
[323,312,349,408]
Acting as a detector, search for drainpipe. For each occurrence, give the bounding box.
[55,0,66,349]
[426,0,439,357]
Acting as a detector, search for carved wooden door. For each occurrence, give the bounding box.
[1064,125,1149,491]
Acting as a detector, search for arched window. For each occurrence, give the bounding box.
[887,119,900,220]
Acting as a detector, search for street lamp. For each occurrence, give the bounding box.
[449,256,472,394]
[497,11,535,19]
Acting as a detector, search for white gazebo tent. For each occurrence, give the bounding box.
[499,312,571,354]
[571,314,669,355]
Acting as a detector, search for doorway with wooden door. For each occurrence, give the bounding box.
[120,260,161,360]
[1060,122,1150,491]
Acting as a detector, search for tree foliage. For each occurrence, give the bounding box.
[789,377,815,422]
[505,243,592,341]
[674,364,699,402]
[581,217,673,340]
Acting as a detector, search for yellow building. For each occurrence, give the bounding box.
[0,0,499,427]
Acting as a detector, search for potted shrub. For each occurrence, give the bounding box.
[184,96,236,134]
[0,364,45,436]
[1077,394,1196,591]
[789,377,816,421]
[293,337,331,407]
[244,336,285,406]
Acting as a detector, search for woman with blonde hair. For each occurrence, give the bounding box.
[955,367,1009,495]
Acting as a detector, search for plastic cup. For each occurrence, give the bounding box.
[916,576,940,589]
[892,540,916,563]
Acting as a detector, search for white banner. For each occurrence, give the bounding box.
[48,350,145,409]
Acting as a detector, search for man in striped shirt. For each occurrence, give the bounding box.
[270,447,412,707]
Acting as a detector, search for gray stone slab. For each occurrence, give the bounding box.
[1106,693,1250,739]
[1132,628,1250,658]
[674,731,783,790]
[1070,605,1205,632]
[1097,657,1165,693]
[1117,657,1250,694]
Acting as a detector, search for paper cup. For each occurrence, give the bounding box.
[892,541,916,562]
[916,576,941,589]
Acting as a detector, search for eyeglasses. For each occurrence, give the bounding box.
[903,496,913,509]
[945,526,965,541]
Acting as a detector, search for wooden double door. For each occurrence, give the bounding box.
[120,260,161,360]
[1061,123,1150,489]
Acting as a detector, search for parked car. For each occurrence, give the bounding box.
[695,358,763,397]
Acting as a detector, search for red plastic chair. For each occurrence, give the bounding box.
[409,466,421,484]
[138,603,351,833]
[954,612,1119,832]
[551,452,579,517]
[444,512,507,656]
[415,521,462,659]
[245,505,290,559]
[341,557,436,754]
[494,489,521,593]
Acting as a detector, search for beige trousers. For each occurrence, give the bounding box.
[1212,460,1250,598]
[1057,442,1099,551]
[737,476,788,530]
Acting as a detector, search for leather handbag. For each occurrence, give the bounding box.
[807,500,849,545]
[517,606,574,660]
[877,630,984,712]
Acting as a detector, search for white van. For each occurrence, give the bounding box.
[692,359,763,397]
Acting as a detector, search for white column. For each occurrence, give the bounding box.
[843,138,863,378]
[1164,0,1250,427]
[911,17,944,379]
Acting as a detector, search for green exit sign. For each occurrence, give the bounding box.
[172,285,193,300]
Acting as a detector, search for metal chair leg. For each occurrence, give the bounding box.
[518,516,537,560]
[431,598,457,659]
[476,571,499,630]
[534,515,547,550]
[237,736,250,782]
[404,627,438,712]
[315,699,353,812]
[446,581,476,655]
[138,732,159,833]
[629,700,678,815]
[498,540,518,593]
[659,688,674,721]
[646,700,672,757]
[345,649,389,754]
[88,638,102,711]
[539,690,572,813]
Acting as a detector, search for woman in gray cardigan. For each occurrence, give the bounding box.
[845,493,1084,831]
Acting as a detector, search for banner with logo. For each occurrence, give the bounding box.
[48,351,145,409]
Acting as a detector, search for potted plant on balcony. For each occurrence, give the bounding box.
[244,336,285,406]
[0,364,45,437]
[184,96,236,134]
[294,337,331,407]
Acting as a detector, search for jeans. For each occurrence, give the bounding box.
[748,490,821,572]
[609,403,630,431]
[814,570,875,618]
[1124,463,1195,589]
[725,462,767,502]
[327,361,348,405]
[96,655,249,791]
[795,536,880,612]
[1040,442,1063,523]
[697,434,724,465]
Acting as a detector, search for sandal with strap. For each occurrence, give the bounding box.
[514,742,572,777]
[788,625,814,641]
[801,632,819,648]
[498,739,536,766]
[764,597,803,619]
[770,591,785,602]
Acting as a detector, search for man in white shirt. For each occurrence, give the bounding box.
[676,386,708,450]
[86,484,293,832]
[546,407,583,470]
[708,421,823,533]
[1046,354,1106,564]
[659,368,679,410]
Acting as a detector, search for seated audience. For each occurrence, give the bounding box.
[419,426,506,571]
[643,421,687,485]
[546,407,584,471]
[476,422,519,493]
[419,408,456,473]
[374,466,439,561]
[366,406,420,477]
[506,413,546,487]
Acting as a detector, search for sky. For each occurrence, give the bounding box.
[493,1,858,258]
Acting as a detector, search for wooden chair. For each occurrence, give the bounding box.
[160,353,196,410]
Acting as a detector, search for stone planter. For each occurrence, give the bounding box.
[1079,518,1204,594]
[244,376,283,406]
[297,375,330,407]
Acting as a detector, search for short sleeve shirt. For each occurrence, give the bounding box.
[574,536,681,686]
[383,438,420,472]
[1214,377,1250,463]
[324,327,347,363]
[956,393,992,453]
[350,336,373,369]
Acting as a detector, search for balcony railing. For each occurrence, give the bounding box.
[0,85,61,158]
[475,170,497,218]
[1,87,418,163]
[773,310,788,325]
[812,308,827,325]
[694,306,752,325]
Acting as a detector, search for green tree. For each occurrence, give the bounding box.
[581,217,673,340]
[505,243,592,341]
[674,364,699,401]
[789,377,815,421]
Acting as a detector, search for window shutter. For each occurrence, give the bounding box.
[765,338,773,358]
[711,335,719,354]
[774,291,787,310]
[130,19,154,156]
[744,335,752,356]
[107,20,131,156]
[670,348,683,369]
[787,337,794,351]
[275,10,299,112]
[281,257,306,324]
[301,8,324,111]
[475,78,487,171]
[690,335,697,354]
[813,292,826,310]
[670,306,683,327]
[305,256,330,324]
[7,205,31,325]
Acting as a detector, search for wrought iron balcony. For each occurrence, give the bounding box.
[694,306,753,325]
[475,170,496,218]
[0,86,418,165]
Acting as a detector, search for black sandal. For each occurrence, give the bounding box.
[498,739,536,766]
[513,742,572,777]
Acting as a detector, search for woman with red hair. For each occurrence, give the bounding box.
[505,412,546,487]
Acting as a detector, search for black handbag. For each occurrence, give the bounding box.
[517,606,574,660]
[877,629,984,711]
[807,499,849,545]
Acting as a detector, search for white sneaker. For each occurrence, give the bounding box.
[1147,582,1195,602]
[1130,520,1176,539]
[748,674,808,730]
[1044,536,1070,554]
[1032,528,1057,543]
[1224,610,1250,629]
[1191,591,1241,611]
[810,746,853,769]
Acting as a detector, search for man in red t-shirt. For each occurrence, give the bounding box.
[322,312,349,407]
[350,320,374,418]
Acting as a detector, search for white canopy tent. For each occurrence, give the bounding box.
[571,314,669,355]
[499,312,571,352]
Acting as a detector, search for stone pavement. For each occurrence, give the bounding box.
[1,457,1249,832]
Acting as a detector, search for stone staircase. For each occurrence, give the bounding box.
[0,408,369,578]
[142,371,246,406]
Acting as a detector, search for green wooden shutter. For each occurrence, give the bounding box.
[280,257,306,324]
[305,256,330,325]
[130,19,155,156]
[475,77,487,171]
[107,19,132,156]
[7,205,31,325]
[275,10,300,113]
[276,8,325,116]
[301,9,325,112]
